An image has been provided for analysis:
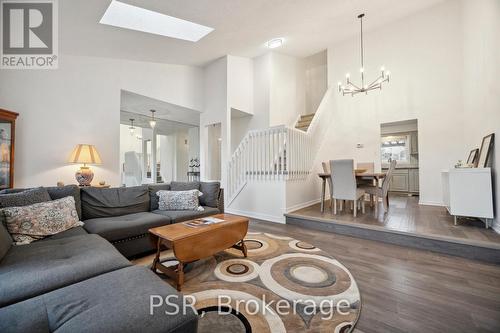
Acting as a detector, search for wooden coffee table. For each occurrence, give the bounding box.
[148,214,249,291]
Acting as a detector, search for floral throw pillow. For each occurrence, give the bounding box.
[157,190,204,211]
[2,196,83,245]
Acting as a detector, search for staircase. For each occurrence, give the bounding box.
[226,87,335,208]
[146,163,164,183]
[295,113,315,132]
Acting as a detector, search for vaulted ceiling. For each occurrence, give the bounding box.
[60,0,446,66]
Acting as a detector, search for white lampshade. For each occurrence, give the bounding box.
[68,144,102,165]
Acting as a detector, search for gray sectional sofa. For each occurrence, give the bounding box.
[0,181,224,333]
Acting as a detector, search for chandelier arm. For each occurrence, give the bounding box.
[367,75,383,88]
[348,82,362,90]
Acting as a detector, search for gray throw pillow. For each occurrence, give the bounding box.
[170,181,200,191]
[148,184,171,211]
[199,182,220,207]
[157,190,203,211]
[0,186,82,219]
[0,187,51,208]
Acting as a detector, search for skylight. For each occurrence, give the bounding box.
[99,0,214,42]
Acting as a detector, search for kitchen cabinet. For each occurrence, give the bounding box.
[383,167,419,194]
[390,169,409,192]
[410,131,418,154]
[409,169,419,192]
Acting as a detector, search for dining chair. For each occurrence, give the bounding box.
[329,159,366,217]
[356,162,375,186]
[322,162,333,208]
[359,160,397,213]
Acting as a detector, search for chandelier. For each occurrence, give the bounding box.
[338,14,390,96]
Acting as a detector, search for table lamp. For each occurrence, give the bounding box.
[68,144,102,186]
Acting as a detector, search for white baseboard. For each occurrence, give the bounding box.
[286,198,321,213]
[225,208,285,224]
[418,200,445,207]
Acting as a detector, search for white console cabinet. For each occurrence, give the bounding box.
[441,168,494,228]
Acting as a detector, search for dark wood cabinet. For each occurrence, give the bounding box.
[0,109,19,189]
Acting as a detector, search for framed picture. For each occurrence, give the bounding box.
[477,133,494,168]
[466,148,479,166]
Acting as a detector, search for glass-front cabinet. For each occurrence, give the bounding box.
[0,109,19,189]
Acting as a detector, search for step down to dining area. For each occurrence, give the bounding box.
[285,195,500,264]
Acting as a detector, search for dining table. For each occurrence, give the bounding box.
[318,172,386,213]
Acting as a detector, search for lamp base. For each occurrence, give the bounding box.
[75,166,94,186]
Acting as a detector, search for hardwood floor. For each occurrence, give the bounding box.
[249,219,500,333]
[287,194,500,245]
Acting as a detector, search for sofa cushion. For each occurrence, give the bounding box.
[199,182,220,207]
[40,226,88,241]
[152,206,220,223]
[46,185,82,220]
[170,181,200,191]
[0,222,12,262]
[81,186,150,220]
[0,187,51,208]
[0,185,83,219]
[0,266,198,333]
[0,234,130,307]
[83,212,171,242]
[2,196,83,245]
[148,184,171,211]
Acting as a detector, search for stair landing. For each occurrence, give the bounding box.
[295,113,315,132]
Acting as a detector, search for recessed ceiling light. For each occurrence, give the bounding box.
[267,38,284,49]
[100,0,214,42]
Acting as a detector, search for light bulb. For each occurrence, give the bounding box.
[337,81,342,86]
[129,127,135,136]
[360,67,364,73]
[346,73,350,78]
[149,120,156,128]
[267,38,284,49]
[386,71,391,76]
[380,66,385,72]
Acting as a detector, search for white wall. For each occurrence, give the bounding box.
[226,180,286,223]
[229,53,271,154]
[0,54,203,187]
[227,56,253,115]
[187,127,200,163]
[305,50,328,115]
[175,130,189,181]
[200,57,228,185]
[269,53,306,127]
[159,134,175,183]
[322,0,465,206]
[462,0,500,230]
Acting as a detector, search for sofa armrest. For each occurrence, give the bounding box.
[218,188,224,213]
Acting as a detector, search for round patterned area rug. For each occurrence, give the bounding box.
[159,232,360,333]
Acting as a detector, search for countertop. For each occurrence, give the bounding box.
[382,164,419,169]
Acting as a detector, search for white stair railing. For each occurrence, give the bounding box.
[227,87,334,204]
[227,125,313,202]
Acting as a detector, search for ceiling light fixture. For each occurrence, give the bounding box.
[129,118,135,135]
[149,110,156,128]
[338,14,390,96]
[267,38,284,49]
[100,0,214,42]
